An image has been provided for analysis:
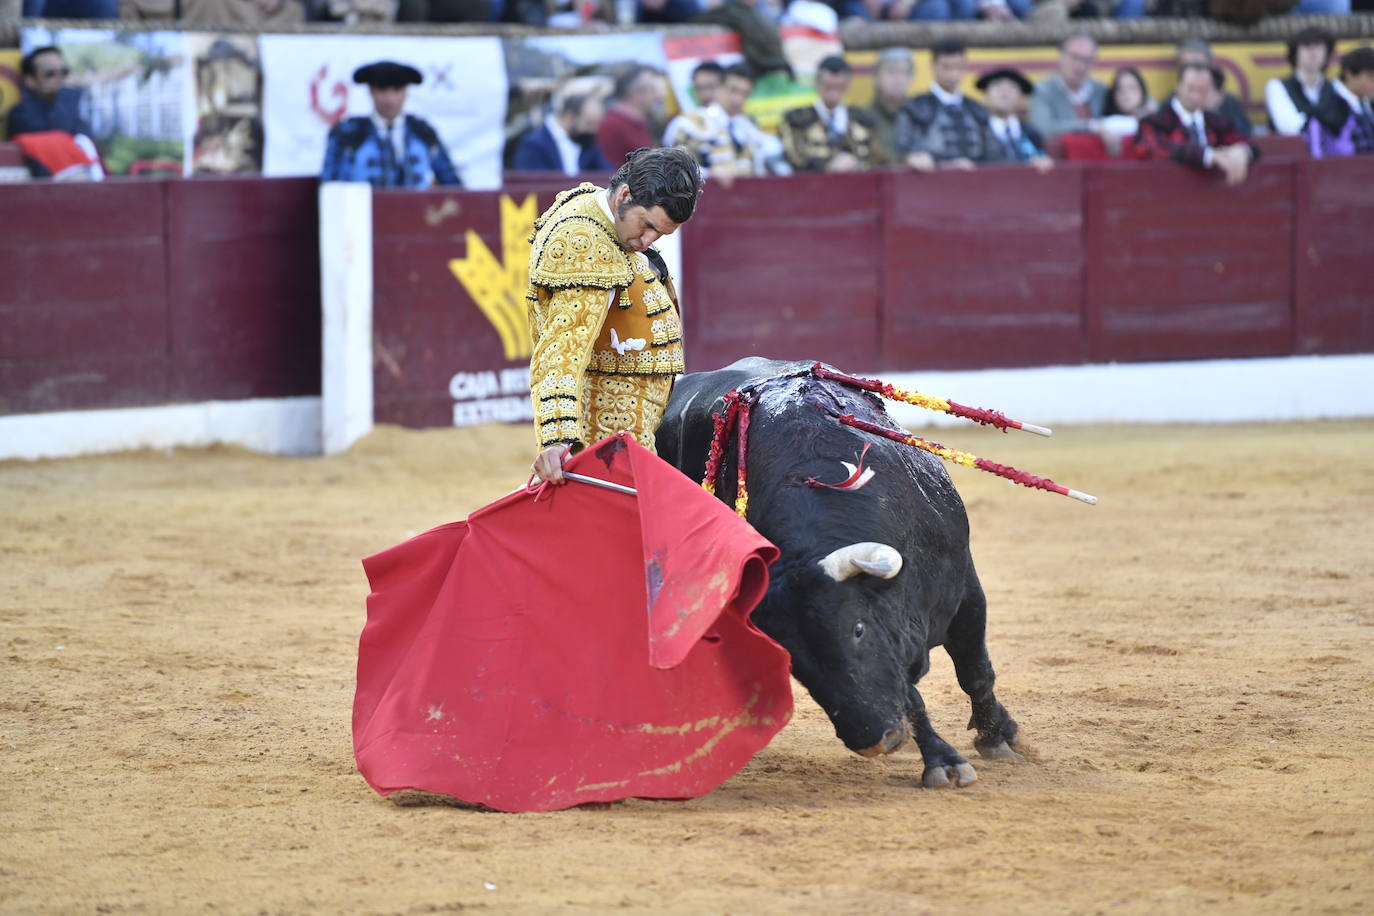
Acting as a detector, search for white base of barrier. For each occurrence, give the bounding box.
[0,397,323,462]
[2,355,1368,463]
[880,354,1374,430]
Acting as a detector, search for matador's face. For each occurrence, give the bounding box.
[609,184,681,254]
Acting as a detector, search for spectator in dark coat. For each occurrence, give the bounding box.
[513,91,613,175]
[1171,40,1251,137]
[895,39,1003,172]
[976,68,1052,173]
[597,65,666,168]
[7,46,93,140]
[1133,63,1258,186]
[778,56,884,172]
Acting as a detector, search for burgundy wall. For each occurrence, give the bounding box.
[679,158,1374,374]
[371,179,573,428]
[4,160,1372,426]
[1,177,320,416]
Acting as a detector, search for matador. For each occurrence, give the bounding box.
[527,147,705,485]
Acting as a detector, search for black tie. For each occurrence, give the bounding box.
[380,123,396,188]
[1191,118,1207,148]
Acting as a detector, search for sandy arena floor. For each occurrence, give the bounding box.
[1,419,1372,914]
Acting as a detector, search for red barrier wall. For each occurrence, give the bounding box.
[371,180,572,428]
[1,177,321,416]
[5,160,1372,428]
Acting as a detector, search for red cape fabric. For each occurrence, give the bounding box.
[353,434,793,812]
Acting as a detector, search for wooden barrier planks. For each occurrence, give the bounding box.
[880,165,1087,371]
[164,177,322,402]
[1293,158,1374,355]
[0,181,170,414]
[1083,160,1295,363]
[681,172,883,372]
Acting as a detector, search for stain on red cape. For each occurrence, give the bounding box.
[353,434,793,812]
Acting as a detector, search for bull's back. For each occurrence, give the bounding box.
[658,358,810,472]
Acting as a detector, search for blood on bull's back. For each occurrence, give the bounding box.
[658,357,1032,789]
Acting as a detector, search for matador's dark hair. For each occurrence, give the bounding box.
[609,147,704,226]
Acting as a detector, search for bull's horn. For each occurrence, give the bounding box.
[818,542,904,582]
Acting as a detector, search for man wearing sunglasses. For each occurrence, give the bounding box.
[7,46,93,140]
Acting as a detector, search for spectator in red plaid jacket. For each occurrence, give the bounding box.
[1133,63,1258,186]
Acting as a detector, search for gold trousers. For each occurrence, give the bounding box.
[581,372,674,453]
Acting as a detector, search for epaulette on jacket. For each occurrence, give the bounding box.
[331,117,373,149]
[784,107,821,129]
[528,198,635,291]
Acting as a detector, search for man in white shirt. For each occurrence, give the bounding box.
[1265,27,1336,136]
[1133,63,1256,186]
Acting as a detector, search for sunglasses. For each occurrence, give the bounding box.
[40,67,71,78]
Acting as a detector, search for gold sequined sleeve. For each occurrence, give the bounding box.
[529,285,612,451]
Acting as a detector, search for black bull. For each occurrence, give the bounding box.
[657,358,1031,788]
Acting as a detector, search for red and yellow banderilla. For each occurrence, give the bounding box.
[810,363,1053,437]
[832,413,1098,505]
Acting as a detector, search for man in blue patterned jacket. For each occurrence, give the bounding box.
[321,60,461,189]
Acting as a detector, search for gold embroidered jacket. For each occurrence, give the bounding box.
[778,105,886,172]
[526,183,684,452]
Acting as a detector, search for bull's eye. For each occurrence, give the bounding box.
[853,621,865,639]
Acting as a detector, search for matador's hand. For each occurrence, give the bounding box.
[533,445,572,485]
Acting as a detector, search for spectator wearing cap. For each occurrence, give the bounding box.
[1266,27,1337,136]
[321,61,460,188]
[895,40,1004,173]
[778,56,883,172]
[1306,48,1374,158]
[859,48,915,164]
[1029,34,1109,146]
[513,90,614,176]
[7,46,93,140]
[1170,40,1251,137]
[1133,63,1258,186]
[977,68,1052,173]
[597,65,667,168]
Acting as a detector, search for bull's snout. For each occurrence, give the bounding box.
[856,726,908,757]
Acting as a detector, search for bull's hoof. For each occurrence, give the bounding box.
[975,740,1024,761]
[922,762,978,789]
[978,736,1033,763]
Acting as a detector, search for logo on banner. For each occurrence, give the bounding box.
[449,194,538,361]
[309,65,348,126]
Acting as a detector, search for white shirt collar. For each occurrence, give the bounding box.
[930,83,962,107]
[989,114,1021,139]
[545,113,582,176]
[370,111,406,161]
[1171,96,1206,135]
[813,99,848,135]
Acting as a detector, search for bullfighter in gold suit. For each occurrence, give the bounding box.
[527,147,705,485]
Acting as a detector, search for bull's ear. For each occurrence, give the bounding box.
[818,542,904,581]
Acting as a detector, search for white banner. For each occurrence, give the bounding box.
[260,34,507,190]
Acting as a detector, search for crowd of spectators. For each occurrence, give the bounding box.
[15,0,1367,24]
[488,30,1365,191]
[7,29,1373,183]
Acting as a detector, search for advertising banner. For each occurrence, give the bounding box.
[259,34,507,190]
[0,49,21,141]
[186,33,263,175]
[20,27,191,176]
